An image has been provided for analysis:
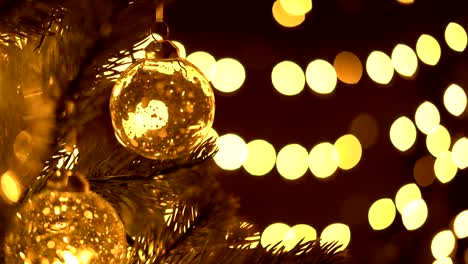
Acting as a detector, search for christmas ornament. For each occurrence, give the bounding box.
[4,191,127,263]
[110,39,215,160]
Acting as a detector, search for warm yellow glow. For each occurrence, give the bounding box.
[283,224,317,251]
[402,199,428,231]
[277,144,309,180]
[432,230,456,259]
[395,183,421,214]
[397,0,414,4]
[63,251,80,264]
[333,51,363,85]
[416,34,441,66]
[390,116,417,152]
[186,51,216,79]
[368,198,396,231]
[172,41,187,58]
[452,137,468,169]
[444,84,467,117]
[366,51,394,85]
[272,1,306,28]
[308,142,338,179]
[334,134,362,170]
[279,0,312,15]
[415,101,440,135]
[1,171,21,203]
[261,223,291,252]
[305,59,337,94]
[434,258,453,264]
[271,61,305,96]
[349,113,379,149]
[211,58,246,93]
[434,151,458,184]
[243,140,276,176]
[426,125,451,158]
[391,44,418,77]
[445,22,467,52]
[413,155,436,187]
[453,210,468,239]
[320,223,351,252]
[214,134,248,170]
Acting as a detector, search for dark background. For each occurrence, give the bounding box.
[167,0,468,263]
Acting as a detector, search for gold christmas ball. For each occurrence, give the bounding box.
[110,40,215,160]
[4,191,127,263]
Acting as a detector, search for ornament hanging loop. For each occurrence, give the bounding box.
[151,1,169,40]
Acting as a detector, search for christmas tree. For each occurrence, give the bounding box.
[0,0,347,263]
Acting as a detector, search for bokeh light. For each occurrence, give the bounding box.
[261,222,291,252]
[211,58,246,93]
[284,224,317,251]
[368,198,396,230]
[172,41,186,58]
[272,1,306,28]
[243,140,277,176]
[452,137,468,169]
[349,113,379,149]
[13,130,33,162]
[402,199,428,231]
[395,183,422,214]
[434,151,458,184]
[320,223,351,252]
[445,22,467,52]
[214,134,248,170]
[366,51,394,85]
[333,51,363,84]
[431,230,456,259]
[0,171,21,203]
[413,155,436,187]
[426,125,451,158]
[186,51,216,79]
[433,257,453,264]
[279,0,312,16]
[306,59,338,94]
[308,142,338,179]
[390,116,417,152]
[416,34,441,66]
[453,210,468,239]
[276,144,309,180]
[415,101,440,135]
[334,134,362,170]
[397,0,414,4]
[271,61,305,96]
[444,84,467,117]
[391,44,418,77]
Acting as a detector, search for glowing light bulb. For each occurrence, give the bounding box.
[416,34,441,66]
[401,199,428,231]
[445,22,467,52]
[333,51,363,85]
[397,0,414,4]
[308,142,338,179]
[453,210,468,239]
[211,58,246,93]
[434,151,458,184]
[452,137,468,169]
[368,198,396,230]
[306,59,337,94]
[243,140,276,176]
[279,0,312,16]
[284,224,317,251]
[444,84,467,117]
[271,61,305,96]
[395,183,421,213]
[431,230,456,259]
[186,51,216,79]
[276,144,309,180]
[426,125,451,158]
[389,116,417,152]
[433,258,453,264]
[260,223,291,253]
[214,134,248,170]
[320,223,351,252]
[391,44,418,78]
[366,51,394,85]
[0,171,21,203]
[415,101,440,135]
[272,1,305,28]
[334,134,362,170]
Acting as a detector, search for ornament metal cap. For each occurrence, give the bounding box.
[145,40,180,59]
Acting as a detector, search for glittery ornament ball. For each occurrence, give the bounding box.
[4,191,127,263]
[110,47,215,160]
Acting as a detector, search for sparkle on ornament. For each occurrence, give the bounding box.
[122,100,169,139]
